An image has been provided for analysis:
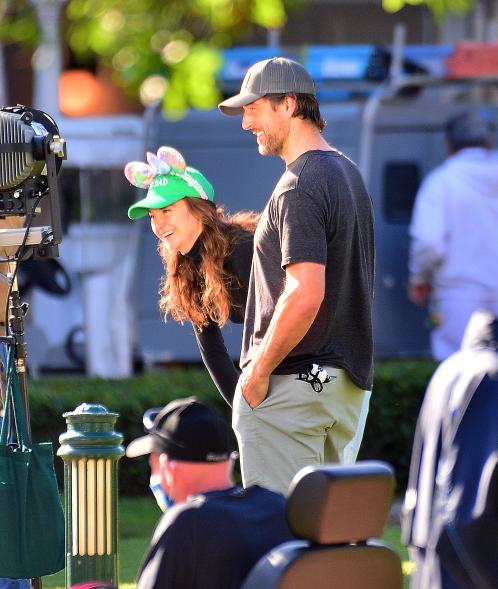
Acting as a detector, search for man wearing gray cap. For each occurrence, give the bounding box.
[126,397,293,589]
[219,57,375,495]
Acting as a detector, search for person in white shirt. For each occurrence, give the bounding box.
[408,109,498,360]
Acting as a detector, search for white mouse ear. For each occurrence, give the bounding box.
[124,161,155,189]
[146,151,171,176]
[156,146,186,173]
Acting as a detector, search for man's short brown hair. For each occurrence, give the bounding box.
[265,93,326,132]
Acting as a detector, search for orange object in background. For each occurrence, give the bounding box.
[447,42,498,78]
[59,69,141,116]
[59,70,103,116]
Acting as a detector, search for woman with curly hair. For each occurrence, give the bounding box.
[125,147,258,406]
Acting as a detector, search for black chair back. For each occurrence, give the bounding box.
[241,461,403,589]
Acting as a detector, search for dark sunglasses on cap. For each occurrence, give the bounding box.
[141,406,186,450]
[143,407,162,432]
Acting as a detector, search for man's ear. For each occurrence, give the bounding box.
[160,453,175,471]
[159,454,175,485]
[159,454,171,476]
[284,94,297,116]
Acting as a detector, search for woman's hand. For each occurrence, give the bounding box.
[238,364,270,408]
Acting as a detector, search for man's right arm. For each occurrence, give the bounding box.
[239,261,324,407]
[408,173,447,305]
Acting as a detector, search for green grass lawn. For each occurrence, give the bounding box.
[42,498,160,589]
[42,497,412,589]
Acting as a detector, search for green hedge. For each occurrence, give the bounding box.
[27,360,437,496]
[359,359,437,491]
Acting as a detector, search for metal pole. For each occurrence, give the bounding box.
[58,403,124,588]
[358,84,386,187]
[389,23,406,82]
[358,23,406,186]
[30,0,68,117]
[8,277,31,437]
[0,42,7,105]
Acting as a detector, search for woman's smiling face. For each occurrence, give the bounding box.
[149,198,203,254]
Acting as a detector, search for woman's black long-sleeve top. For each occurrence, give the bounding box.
[186,232,253,407]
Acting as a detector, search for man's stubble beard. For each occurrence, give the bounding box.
[258,128,285,157]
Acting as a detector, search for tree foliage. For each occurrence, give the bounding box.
[0,0,303,117]
[0,0,479,115]
[382,0,475,20]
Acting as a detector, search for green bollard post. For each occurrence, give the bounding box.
[57,403,124,588]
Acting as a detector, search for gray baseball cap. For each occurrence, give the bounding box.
[218,57,316,116]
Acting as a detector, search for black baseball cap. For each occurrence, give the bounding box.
[126,397,230,463]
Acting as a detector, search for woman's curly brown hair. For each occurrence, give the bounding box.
[158,198,260,330]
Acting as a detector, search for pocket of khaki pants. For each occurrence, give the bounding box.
[233,382,254,413]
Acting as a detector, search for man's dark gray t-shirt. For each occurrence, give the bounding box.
[240,149,375,390]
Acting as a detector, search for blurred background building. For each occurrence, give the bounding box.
[1,0,498,377]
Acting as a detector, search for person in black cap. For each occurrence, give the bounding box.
[126,397,293,589]
[218,57,375,495]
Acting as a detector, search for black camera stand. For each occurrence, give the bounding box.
[0,104,66,589]
[0,263,39,589]
[0,271,31,436]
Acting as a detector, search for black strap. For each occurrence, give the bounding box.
[296,364,333,393]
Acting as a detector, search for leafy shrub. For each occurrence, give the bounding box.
[28,368,232,495]
[359,359,437,491]
[27,360,437,495]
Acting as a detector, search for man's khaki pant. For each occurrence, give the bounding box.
[232,366,371,495]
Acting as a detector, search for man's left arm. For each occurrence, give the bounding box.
[239,261,325,408]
